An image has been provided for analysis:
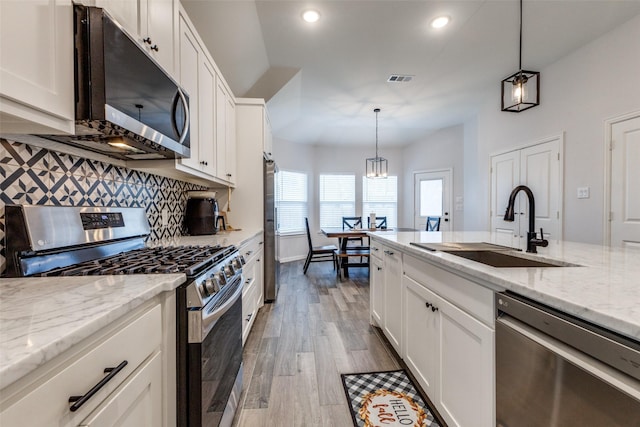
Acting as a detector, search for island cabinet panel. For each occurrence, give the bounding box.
[0,303,165,427]
[369,254,384,325]
[401,253,495,427]
[382,246,403,355]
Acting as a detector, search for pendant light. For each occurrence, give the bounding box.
[365,108,388,179]
[501,0,540,112]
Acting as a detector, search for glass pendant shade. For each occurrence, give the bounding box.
[366,108,388,179]
[501,70,539,112]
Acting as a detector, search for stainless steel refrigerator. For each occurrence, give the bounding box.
[264,156,279,302]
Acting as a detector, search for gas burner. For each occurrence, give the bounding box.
[39,245,231,278]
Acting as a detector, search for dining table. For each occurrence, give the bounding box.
[321,227,389,278]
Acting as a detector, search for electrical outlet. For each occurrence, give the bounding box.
[577,187,590,199]
[162,208,169,227]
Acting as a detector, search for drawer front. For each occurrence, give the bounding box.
[1,304,162,426]
[239,234,263,265]
[370,240,383,260]
[403,254,494,327]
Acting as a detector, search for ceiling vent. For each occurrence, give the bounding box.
[387,74,413,83]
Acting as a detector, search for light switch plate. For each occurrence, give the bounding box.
[577,187,590,199]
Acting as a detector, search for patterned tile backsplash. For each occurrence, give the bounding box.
[0,138,207,274]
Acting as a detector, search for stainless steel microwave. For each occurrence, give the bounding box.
[42,5,190,161]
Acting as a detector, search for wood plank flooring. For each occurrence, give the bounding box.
[232,260,400,427]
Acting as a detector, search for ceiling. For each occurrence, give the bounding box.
[181,0,640,148]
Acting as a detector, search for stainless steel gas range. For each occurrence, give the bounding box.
[4,204,244,427]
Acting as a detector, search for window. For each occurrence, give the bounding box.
[319,174,355,228]
[276,170,307,234]
[363,176,398,228]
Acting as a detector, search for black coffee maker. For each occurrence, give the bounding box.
[184,197,222,235]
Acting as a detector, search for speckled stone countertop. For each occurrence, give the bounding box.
[0,229,262,390]
[369,231,640,341]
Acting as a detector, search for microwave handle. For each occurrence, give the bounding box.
[172,88,190,144]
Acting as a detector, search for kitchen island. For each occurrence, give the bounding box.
[370,230,640,340]
[368,230,640,427]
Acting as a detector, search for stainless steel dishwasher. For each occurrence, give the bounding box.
[495,292,640,427]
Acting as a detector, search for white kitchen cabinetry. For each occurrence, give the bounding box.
[403,254,494,427]
[0,297,175,427]
[215,81,236,185]
[239,234,264,345]
[233,99,273,231]
[175,11,215,177]
[263,113,273,157]
[0,0,75,134]
[382,245,403,355]
[94,0,176,77]
[369,241,384,326]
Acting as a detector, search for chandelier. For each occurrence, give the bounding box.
[365,108,388,178]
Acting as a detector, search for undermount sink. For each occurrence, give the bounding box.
[409,242,580,268]
[442,250,579,268]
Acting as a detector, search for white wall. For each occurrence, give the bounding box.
[465,13,640,244]
[401,124,465,230]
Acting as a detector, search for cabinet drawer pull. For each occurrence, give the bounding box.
[68,360,128,412]
[384,250,394,256]
[377,267,382,271]
[372,247,379,251]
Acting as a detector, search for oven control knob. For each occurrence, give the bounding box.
[238,255,246,265]
[198,282,210,297]
[204,277,218,295]
[215,272,226,287]
[232,258,243,270]
[225,263,235,277]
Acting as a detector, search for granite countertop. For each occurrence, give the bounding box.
[369,231,640,341]
[0,228,262,390]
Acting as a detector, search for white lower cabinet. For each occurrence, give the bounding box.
[0,297,173,427]
[239,234,264,345]
[370,237,496,427]
[79,352,162,427]
[382,247,402,354]
[403,275,494,427]
[369,251,384,325]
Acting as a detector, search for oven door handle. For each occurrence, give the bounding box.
[189,275,243,343]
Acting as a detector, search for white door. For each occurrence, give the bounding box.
[414,170,452,231]
[610,114,640,247]
[490,150,520,247]
[490,137,562,249]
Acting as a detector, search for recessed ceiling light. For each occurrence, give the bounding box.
[430,15,450,29]
[302,9,320,23]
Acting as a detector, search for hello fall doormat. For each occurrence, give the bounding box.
[341,369,440,427]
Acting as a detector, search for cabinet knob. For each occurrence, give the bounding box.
[151,45,159,52]
[432,305,439,312]
[143,37,152,44]
[227,173,232,177]
[377,267,382,271]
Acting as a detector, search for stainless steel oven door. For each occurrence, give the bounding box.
[187,275,243,427]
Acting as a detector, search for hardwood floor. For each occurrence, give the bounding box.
[232,260,401,427]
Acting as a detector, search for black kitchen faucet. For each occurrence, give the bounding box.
[504,185,549,253]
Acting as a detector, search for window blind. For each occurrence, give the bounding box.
[276,170,308,233]
[319,174,355,228]
[363,176,398,227]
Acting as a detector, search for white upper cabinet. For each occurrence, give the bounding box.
[95,0,176,76]
[215,81,236,185]
[0,0,75,134]
[176,12,216,177]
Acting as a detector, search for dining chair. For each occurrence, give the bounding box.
[426,216,441,231]
[304,218,338,274]
[367,216,387,229]
[342,216,365,247]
